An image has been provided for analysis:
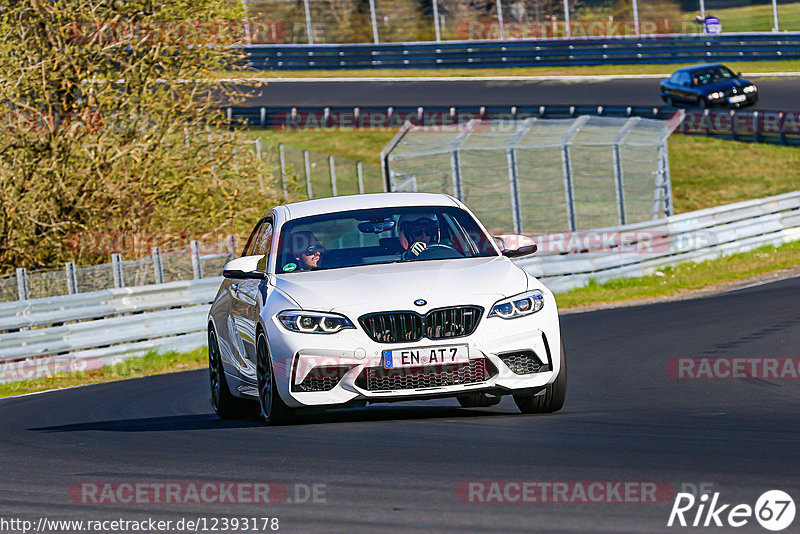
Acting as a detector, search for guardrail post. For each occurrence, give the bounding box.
[495,0,506,40]
[563,0,571,38]
[303,0,313,44]
[227,234,238,257]
[655,143,673,218]
[432,0,442,41]
[357,161,365,194]
[279,143,288,200]
[112,254,125,288]
[254,138,262,160]
[303,149,313,199]
[450,149,463,201]
[506,148,523,234]
[152,247,164,284]
[329,155,337,196]
[754,111,762,143]
[260,107,266,128]
[65,262,78,294]
[612,144,626,226]
[226,107,233,131]
[190,241,203,280]
[16,268,29,301]
[368,0,379,43]
[561,145,577,232]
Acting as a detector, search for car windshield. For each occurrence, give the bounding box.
[691,66,735,86]
[277,206,498,274]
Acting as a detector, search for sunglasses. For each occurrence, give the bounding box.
[412,228,436,237]
[297,244,325,255]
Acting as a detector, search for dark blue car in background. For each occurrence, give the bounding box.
[660,64,758,109]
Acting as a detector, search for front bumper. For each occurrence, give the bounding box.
[265,304,562,408]
[706,93,758,108]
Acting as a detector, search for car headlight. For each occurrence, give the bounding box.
[488,290,544,319]
[743,85,757,93]
[278,311,355,334]
[708,91,725,100]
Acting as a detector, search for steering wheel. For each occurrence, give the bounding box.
[415,244,462,260]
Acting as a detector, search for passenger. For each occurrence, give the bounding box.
[289,231,325,271]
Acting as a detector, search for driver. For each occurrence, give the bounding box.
[399,216,440,260]
[289,230,325,271]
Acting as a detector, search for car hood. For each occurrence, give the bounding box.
[699,78,752,93]
[272,256,528,313]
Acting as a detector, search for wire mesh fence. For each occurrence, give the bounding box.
[384,116,679,235]
[262,140,384,201]
[1,246,236,304]
[243,0,800,44]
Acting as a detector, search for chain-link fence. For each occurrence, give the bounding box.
[384,116,679,235]
[244,0,800,44]
[2,244,237,304]
[269,141,385,201]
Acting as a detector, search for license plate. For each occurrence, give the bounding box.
[729,95,746,103]
[383,344,469,369]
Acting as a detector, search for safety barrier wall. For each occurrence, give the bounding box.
[1,191,798,382]
[241,33,800,70]
[229,105,800,146]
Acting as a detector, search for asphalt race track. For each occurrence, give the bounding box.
[241,76,800,110]
[2,276,799,532]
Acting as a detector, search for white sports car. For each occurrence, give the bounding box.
[208,193,566,424]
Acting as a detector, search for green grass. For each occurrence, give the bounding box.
[687,2,800,33]
[669,136,800,213]
[556,240,800,309]
[222,60,800,79]
[247,129,394,166]
[0,347,207,398]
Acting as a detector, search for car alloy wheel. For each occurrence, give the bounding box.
[209,328,254,419]
[256,332,295,425]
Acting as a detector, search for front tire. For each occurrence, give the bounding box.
[514,338,567,414]
[209,329,254,419]
[256,332,296,425]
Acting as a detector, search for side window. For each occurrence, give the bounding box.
[242,218,273,257]
[253,220,273,256]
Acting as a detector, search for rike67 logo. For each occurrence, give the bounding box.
[668,490,795,531]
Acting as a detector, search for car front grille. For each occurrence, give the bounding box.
[355,358,492,392]
[498,350,551,375]
[358,306,483,344]
[291,365,353,393]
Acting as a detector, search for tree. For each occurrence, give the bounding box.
[0,0,280,273]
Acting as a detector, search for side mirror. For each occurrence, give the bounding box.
[223,255,266,280]
[682,81,691,87]
[736,72,742,78]
[494,234,538,258]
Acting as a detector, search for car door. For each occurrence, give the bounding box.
[674,72,692,103]
[229,217,273,383]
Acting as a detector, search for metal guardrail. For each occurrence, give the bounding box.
[521,191,800,292]
[1,190,798,382]
[241,33,800,70]
[230,105,800,146]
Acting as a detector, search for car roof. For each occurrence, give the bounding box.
[674,63,724,73]
[279,192,460,220]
